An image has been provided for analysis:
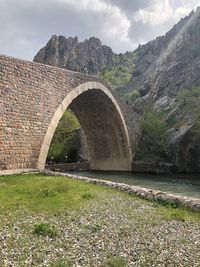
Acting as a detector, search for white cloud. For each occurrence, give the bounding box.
[98,5,131,45]
[133,0,192,26]
[57,0,133,50]
[129,0,199,45]
[58,0,106,11]
[0,0,198,59]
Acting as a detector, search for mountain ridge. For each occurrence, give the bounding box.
[34,35,114,74]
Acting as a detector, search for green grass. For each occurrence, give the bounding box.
[159,206,200,222]
[0,173,115,227]
[0,173,98,213]
[102,256,127,267]
[33,222,58,237]
[0,173,199,228]
[38,188,57,198]
[148,198,200,222]
[85,223,102,233]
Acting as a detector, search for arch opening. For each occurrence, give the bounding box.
[38,82,132,171]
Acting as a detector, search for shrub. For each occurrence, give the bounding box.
[177,87,200,110]
[33,222,58,237]
[154,198,178,208]
[127,90,140,103]
[38,189,57,198]
[81,192,94,200]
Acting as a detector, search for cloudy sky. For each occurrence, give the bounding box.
[0,0,199,60]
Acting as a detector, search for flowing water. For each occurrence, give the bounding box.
[67,171,200,198]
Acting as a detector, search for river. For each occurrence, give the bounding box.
[67,171,200,198]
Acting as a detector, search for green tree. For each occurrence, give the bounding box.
[136,109,168,160]
[47,110,81,163]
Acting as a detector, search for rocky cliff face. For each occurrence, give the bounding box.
[126,7,200,102]
[131,8,200,173]
[34,35,114,74]
[152,8,200,100]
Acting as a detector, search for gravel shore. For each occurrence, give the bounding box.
[0,186,199,267]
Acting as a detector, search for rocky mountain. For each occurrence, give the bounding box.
[34,35,114,74]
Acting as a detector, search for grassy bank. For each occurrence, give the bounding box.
[0,173,199,266]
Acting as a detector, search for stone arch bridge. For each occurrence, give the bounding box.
[0,55,136,174]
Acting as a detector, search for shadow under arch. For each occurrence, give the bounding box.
[37,81,132,171]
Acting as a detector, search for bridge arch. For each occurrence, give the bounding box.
[0,55,134,173]
[38,81,132,171]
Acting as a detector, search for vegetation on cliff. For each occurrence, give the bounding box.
[100,53,136,90]
[125,89,140,104]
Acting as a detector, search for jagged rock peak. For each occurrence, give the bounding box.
[33,35,114,74]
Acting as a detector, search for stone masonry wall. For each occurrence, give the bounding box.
[0,55,135,171]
